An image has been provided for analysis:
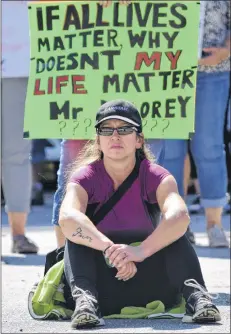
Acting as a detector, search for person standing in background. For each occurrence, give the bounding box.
[2,78,39,254]
[163,0,230,247]
[2,1,38,253]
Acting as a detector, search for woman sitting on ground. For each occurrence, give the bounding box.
[59,99,221,329]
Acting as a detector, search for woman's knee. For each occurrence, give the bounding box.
[191,138,224,162]
[2,141,31,165]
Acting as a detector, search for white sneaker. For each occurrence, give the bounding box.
[71,288,105,329]
[182,279,221,323]
[207,226,229,248]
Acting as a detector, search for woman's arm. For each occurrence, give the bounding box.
[59,182,113,251]
[60,182,137,281]
[140,175,190,257]
[105,175,190,267]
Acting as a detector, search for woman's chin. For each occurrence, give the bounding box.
[107,151,126,160]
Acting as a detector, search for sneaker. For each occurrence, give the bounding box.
[71,288,105,329]
[188,196,201,214]
[182,279,221,323]
[185,226,195,244]
[207,226,229,248]
[12,235,39,254]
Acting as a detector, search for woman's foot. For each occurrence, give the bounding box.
[182,279,221,323]
[71,288,105,329]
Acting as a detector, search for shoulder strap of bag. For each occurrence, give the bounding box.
[93,159,141,225]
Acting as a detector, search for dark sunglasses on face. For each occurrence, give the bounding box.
[97,126,138,136]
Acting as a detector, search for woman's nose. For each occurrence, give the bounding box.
[111,129,120,138]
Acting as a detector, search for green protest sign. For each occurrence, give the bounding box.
[24,1,200,139]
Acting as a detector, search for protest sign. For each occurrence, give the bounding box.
[24,1,200,139]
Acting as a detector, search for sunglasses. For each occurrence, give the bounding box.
[97,126,138,136]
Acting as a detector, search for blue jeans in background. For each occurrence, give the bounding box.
[51,139,165,226]
[163,71,230,208]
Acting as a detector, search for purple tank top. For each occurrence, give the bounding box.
[69,159,170,237]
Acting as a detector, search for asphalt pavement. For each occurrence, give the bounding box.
[1,193,230,333]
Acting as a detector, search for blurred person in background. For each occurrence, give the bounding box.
[31,140,46,206]
[2,78,38,254]
[163,0,230,247]
[30,139,57,206]
[184,97,230,216]
[183,149,200,203]
[224,98,231,214]
[184,112,231,216]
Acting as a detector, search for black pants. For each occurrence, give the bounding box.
[64,235,205,316]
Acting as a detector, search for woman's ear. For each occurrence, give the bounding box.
[136,133,144,149]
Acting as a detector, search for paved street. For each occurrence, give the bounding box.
[2,193,230,333]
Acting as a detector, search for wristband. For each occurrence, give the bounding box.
[103,245,114,268]
[103,245,112,255]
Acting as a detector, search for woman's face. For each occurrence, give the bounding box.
[98,119,143,161]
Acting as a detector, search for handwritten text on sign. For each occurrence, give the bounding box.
[24,1,200,139]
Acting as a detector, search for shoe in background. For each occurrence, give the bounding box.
[207,226,229,248]
[12,235,39,254]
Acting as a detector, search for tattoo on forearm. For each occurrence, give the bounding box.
[72,227,93,243]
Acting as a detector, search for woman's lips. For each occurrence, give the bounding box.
[111,145,123,149]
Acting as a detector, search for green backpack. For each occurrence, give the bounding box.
[28,259,73,320]
[28,254,186,321]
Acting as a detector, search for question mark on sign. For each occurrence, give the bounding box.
[84,118,92,134]
[151,120,158,132]
[59,121,66,136]
[162,119,170,134]
[142,120,148,130]
[73,121,79,136]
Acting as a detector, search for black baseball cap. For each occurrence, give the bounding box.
[95,100,142,132]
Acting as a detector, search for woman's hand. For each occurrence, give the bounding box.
[115,262,137,281]
[119,0,132,4]
[99,0,131,7]
[105,244,146,268]
[99,0,112,7]
[199,47,230,66]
